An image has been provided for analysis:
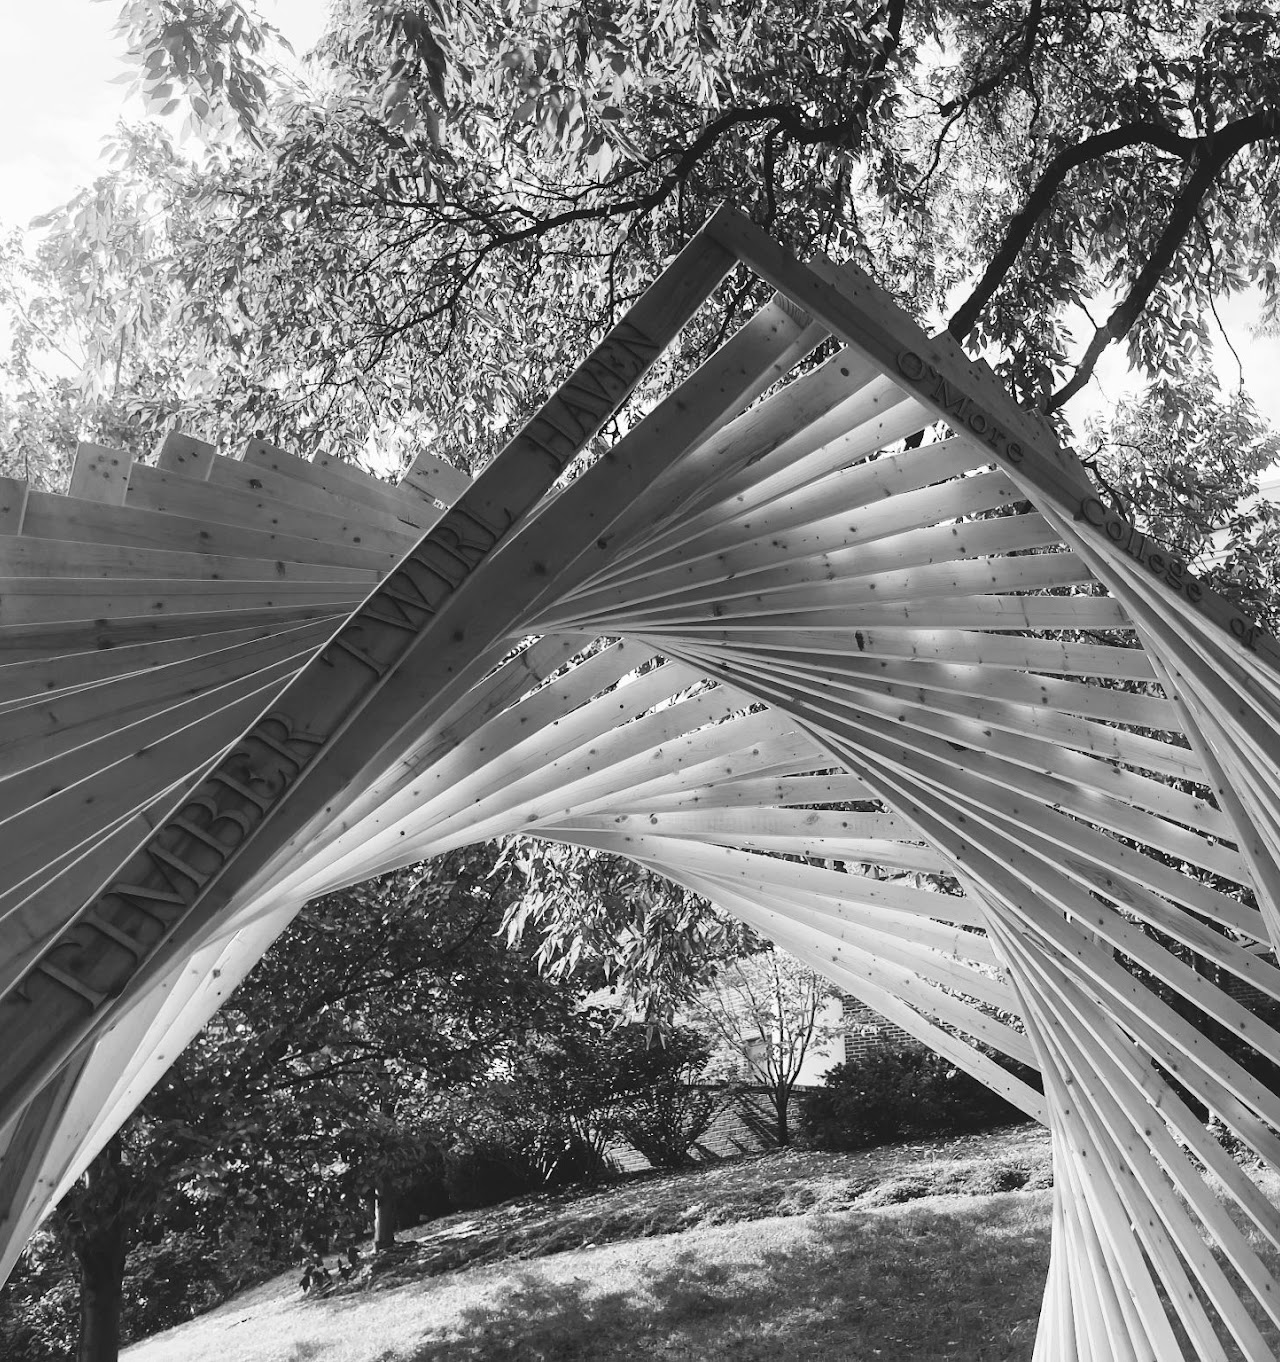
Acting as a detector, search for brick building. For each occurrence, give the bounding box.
[610,993,918,1170]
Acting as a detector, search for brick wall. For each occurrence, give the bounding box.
[691,1085,785,1159]
[841,994,918,1064]
[605,996,921,1173]
[605,1084,806,1171]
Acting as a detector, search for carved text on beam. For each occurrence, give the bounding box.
[5,500,519,1018]
[13,712,324,1012]
[895,349,1026,465]
[0,312,668,1074]
[522,321,660,472]
[1078,494,1263,651]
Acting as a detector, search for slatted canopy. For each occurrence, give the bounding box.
[4,207,1280,1358]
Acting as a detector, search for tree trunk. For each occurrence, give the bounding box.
[73,1148,129,1362]
[77,1223,127,1362]
[64,1137,132,1362]
[774,1087,791,1146]
[373,1176,399,1251]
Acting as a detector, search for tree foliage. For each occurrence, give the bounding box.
[503,837,750,1026]
[7,1,1279,482]
[0,846,599,1358]
[111,0,288,142]
[1088,368,1280,628]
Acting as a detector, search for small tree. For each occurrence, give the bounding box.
[606,1026,728,1170]
[690,949,841,1145]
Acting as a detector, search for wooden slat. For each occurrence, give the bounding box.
[756,653,1175,729]
[0,534,383,584]
[616,772,877,812]
[546,549,1094,633]
[68,443,133,506]
[563,508,1064,622]
[675,641,1226,837]
[0,669,298,881]
[0,606,348,667]
[621,595,1132,633]
[652,625,1158,680]
[155,431,215,480]
[586,444,1003,595]
[205,454,431,533]
[728,668,1258,936]
[126,465,416,556]
[0,629,317,777]
[0,479,28,535]
[0,577,366,627]
[18,489,400,570]
[399,450,474,508]
[0,619,332,706]
[588,377,930,584]
[246,442,455,527]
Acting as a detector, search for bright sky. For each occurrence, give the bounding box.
[0,0,1277,440]
[0,1,329,231]
[1088,293,1280,440]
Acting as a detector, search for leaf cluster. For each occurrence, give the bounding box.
[12,0,1277,469]
[503,836,751,1026]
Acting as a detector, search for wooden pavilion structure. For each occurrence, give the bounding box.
[4,208,1280,1358]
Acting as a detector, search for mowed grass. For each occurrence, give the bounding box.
[124,1126,1057,1362]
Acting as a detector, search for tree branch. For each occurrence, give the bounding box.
[1049,110,1280,410]
[948,120,1200,342]
[938,0,1043,119]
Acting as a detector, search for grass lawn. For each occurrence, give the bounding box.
[129,1196,1052,1362]
[124,1125,1056,1362]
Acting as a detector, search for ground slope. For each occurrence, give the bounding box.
[125,1126,1059,1362]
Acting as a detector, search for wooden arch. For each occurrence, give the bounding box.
[4,208,1280,1358]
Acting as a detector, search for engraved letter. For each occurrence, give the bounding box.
[1080,497,1109,527]
[896,349,926,382]
[323,633,388,679]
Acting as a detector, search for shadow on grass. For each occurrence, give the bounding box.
[350,1126,1052,1301]
[394,1196,1051,1362]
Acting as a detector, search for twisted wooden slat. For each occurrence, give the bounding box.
[2,209,1279,1359]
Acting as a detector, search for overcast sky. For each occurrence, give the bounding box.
[0,0,1275,436]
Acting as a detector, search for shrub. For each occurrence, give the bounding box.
[401,1081,613,1220]
[606,1025,727,1169]
[0,1231,78,1362]
[506,1020,724,1174]
[798,1048,1029,1151]
[442,1140,545,1210]
[613,1082,725,1169]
